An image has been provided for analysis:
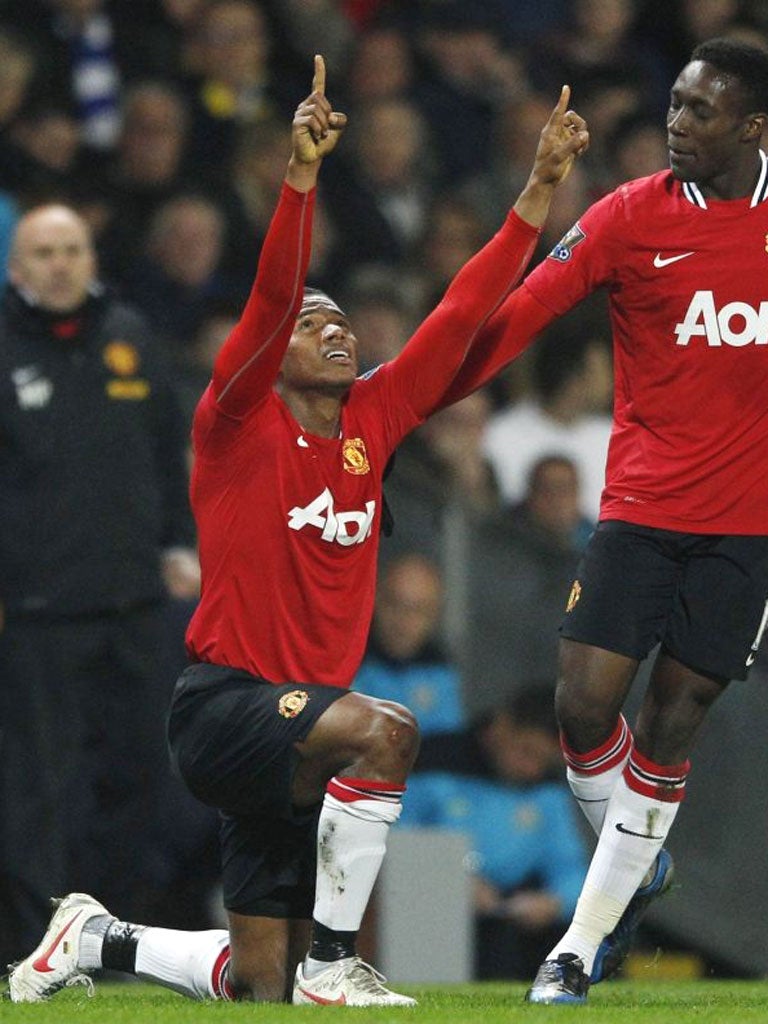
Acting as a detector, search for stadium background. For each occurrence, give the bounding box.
[0,0,767,979]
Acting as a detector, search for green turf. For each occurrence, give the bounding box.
[3,979,768,1023]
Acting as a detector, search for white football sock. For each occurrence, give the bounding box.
[562,714,633,834]
[313,777,403,933]
[134,928,232,1000]
[550,750,689,972]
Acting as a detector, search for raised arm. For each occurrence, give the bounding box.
[385,86,588,420]
[432,87,596,410]
[211,56,347,418]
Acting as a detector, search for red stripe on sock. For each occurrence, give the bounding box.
[623,751,690,802]
[561,715,632,775]
[326,776,406,803]
[211,945,234,1000]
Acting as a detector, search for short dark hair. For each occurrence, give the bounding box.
[690,38,768,114]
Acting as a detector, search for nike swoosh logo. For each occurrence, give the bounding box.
[32,910,84,973]
[297,986,347,1005]
[653,251,695,268]
[616,822,664,840]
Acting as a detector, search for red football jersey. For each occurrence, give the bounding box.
[524,163,768,533]
[185,183,540,686]
[446,161,768,534]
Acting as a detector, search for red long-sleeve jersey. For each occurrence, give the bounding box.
[185,183,540,686]
[446,165,768,534]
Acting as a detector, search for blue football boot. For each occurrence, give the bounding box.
[591,848,675,983]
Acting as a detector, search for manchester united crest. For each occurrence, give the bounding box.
[565,579,582,613]
[103,341,140,376]
[278,689,309,719]
[342,437,370,475]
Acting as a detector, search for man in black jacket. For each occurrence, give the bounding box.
[0,203,200,966]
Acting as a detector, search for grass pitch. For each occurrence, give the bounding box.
[2,979,768,1024]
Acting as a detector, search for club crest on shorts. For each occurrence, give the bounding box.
[566,579,581,613]
[342,437,370,475]
[278,689,309,718]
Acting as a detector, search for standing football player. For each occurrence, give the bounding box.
[8,56,588,1005]
[441,36,768,1003]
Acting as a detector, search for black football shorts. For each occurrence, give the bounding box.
[167,662,348,917]
[559,520,768,681]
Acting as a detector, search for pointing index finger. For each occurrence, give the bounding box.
[312,54,326,95]
[549,84,571,125]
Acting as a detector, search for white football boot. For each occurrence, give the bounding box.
[8,892,111,1002]
[293,956,417,1006]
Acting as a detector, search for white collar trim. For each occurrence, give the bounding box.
[682,149,768,209]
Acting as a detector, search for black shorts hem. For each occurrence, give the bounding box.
[558,624,648,662]
[659,643,732,686]
[226,894,314,919]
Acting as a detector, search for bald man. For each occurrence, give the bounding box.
[0,203,199,967]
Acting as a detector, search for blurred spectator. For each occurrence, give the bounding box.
[228,119,291,250]
[110,0,210,79]
[323,95,437,273]
[271,0,354,74]
[339,0,394,31]
[571,68,651,188]
[461,91,561,234]
[412,1,531,182]
[92,80,194,280]
[340,264,413,372]
[410,193,489,315]
[418,391,500,516]
[6,0,125,152]
[121,193,229,362]
[342,22,416,108]
[637,0,761,70]
[353,553,465,736]
[181,0,299,179]
[4,102,83,206]
[604,111,669,191]
[483,319,612,522]
[0,27,37,149]
[346,94,436,256]
[529,0,671,117]
[460,455,588,712]
[510,455,594,554]
[403,688,588,979]
[174,299,239,429]
[380,387,499,560]
[0,202,200,968]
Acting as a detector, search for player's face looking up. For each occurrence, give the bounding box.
[280,303,359,392]
[667,60,763,188]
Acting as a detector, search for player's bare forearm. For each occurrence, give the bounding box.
[514,85,589,228]
[286,54,347,193]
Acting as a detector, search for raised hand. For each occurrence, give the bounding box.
[513,85,589,227]
[292,54,348,165]
[529,85,589,189]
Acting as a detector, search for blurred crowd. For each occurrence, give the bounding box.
[2,0,767,393]
[3,0,768,978]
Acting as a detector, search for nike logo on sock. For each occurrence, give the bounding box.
[32,911,84,973]
[616,822,663,840]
